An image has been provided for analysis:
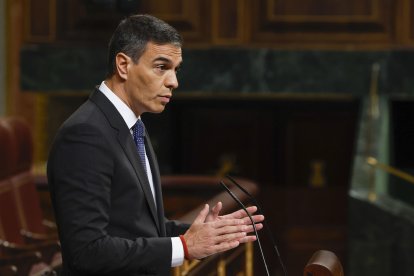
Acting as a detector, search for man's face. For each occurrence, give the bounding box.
[122,42,182,116]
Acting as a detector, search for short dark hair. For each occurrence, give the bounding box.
[106,14,182,77]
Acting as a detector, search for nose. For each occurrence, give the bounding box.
[165,71,179,90]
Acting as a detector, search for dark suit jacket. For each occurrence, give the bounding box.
[47,89,189,276]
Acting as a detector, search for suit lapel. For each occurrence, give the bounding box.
[89,90,161,233]
[145,132,166,236]
[118,129,161,233]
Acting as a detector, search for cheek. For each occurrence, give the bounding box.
[146,81,164,97]
[139,74,157,90]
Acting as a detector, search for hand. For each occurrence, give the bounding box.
[206,202,265,243]
[183,203,264,260]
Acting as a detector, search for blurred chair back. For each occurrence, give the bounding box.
[3,118,45,234]
[0,117,63,274]
[0,119,24,244]
[0,119,17,180]
[7,117,33,174]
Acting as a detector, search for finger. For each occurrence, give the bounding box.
[221,206,258,220]
[214,224,248,236]
[241,214,265,225]
[213,218,244,229]
[245,206,258,215]
[214,231,246,244]
[212,240,240,254]
[255,223,263,231]
[238,235,257,244]
[211,201,222,219]
[206,201,222,222]
[193,204,210,224]
[242,223,263,234]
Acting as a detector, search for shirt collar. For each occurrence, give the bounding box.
[98,81,139,129]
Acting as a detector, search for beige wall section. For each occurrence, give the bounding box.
[0,0,5,115]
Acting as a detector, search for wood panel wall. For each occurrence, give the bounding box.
[21,0,414,48]
[12,0,413,161]
[6,2,371,274]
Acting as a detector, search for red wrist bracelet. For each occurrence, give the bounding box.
[179,235,190,260]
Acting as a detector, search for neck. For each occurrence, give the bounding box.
[104,77,141,117]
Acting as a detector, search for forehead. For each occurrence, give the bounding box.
[142,42,182,64]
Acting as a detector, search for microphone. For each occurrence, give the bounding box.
[225,175,288,276]
[219,181,270,276]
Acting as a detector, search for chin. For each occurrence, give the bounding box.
[150,106,166,114]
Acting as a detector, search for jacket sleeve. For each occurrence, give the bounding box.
[48,122,172,275]
[164,218,190,237]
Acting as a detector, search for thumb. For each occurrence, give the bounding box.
[211,201,222,219]
[193,204,209,224]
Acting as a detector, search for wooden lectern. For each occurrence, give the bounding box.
[304,250,344,276]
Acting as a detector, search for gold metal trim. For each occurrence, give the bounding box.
[217,259,226,276]
[367,157,414,185]
[245,242,253,276]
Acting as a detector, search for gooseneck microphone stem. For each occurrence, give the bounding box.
[226,175,288,276]
[219,181,270,276]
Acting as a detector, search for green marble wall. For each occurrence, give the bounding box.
[21,46,414,95]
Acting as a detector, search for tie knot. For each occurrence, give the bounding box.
[133,119,146,137]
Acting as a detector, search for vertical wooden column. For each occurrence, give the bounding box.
[212,0,249,45]
[23,0,56,42]
[396,0,414,45]
[6,0,35,121]
[7,0,57,164]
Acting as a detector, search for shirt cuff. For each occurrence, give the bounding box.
[171,237,185,267]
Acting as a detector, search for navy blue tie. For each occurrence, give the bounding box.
[132,119,147,174]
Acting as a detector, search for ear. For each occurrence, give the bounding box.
[115,53,131,81]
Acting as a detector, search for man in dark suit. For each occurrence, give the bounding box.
[47,14,264,275]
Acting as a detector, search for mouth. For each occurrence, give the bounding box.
[159,95,171,104]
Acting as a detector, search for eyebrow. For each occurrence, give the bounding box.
[153,56,183,68]
[153,57,172,63]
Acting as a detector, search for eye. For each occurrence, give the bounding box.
[155,64,166,71]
